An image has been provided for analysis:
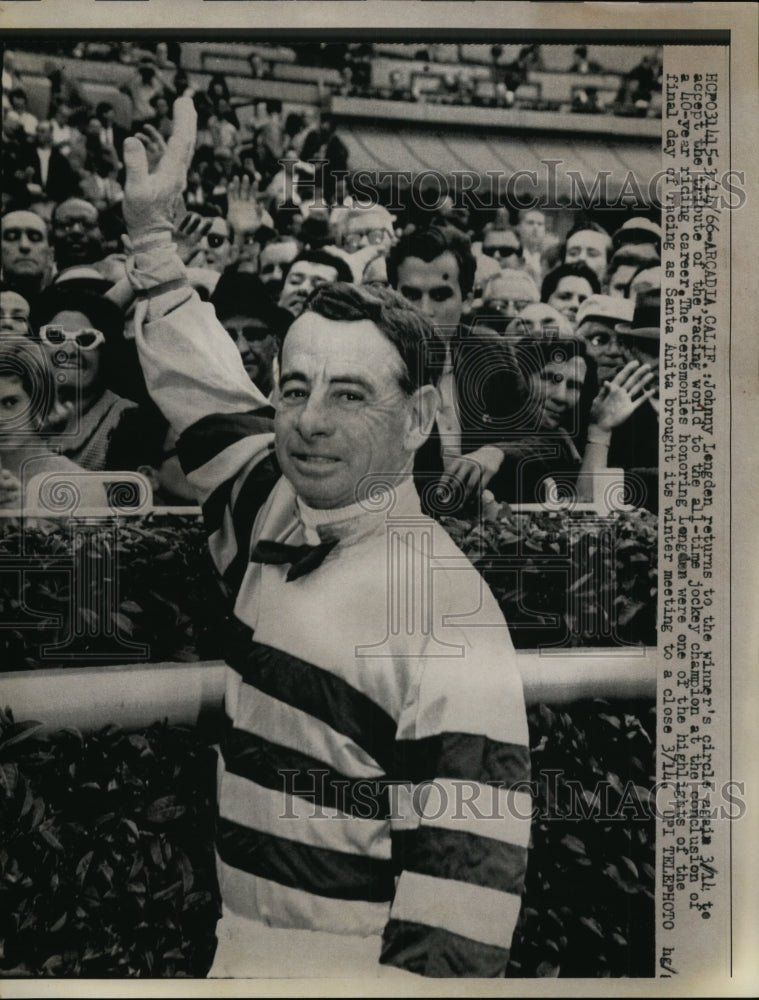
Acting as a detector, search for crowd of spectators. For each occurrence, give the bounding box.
[4,40,663,117]
[1,45,662,516]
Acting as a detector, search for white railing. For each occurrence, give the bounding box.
[0,651,656,735]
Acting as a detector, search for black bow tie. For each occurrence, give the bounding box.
[250,537,339,582]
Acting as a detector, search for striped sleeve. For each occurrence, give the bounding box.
[382,623,531,977]
[129,241,271,435]
[128,242,279,582]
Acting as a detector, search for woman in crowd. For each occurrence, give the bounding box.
[29,287,158,472]
[0,338,107,510]
[485,335,655,504]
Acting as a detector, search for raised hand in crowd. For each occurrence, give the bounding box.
[588,359,656,436]
[225,173,265,269]
[174,211,212,267]
[577,358,657,501]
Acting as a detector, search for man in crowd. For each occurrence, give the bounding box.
[562,219,612,285]
[516,206,554,285]
[51,197,106,274]
[387,224,522,504]
[611,216,661,261]
[210,270,292,396]
[340,204,396,256]
[605,248,643,298]
[120,55,174,131]
[257,233,300,299]
[198,216,235,274]
[17,120,80,205]
[475,268,540,333]
[480,224,523,271]
[122,94,530,980]
[6,87,38,138]
[96,101,130,164]
[277,248,353,318]
[1,209,53,298]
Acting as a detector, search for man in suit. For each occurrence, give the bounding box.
[387,224,520,509]
[18,121,80,205]
[96,102,130,165]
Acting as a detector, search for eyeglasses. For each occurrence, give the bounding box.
[481,245,521,259]
[486,298,531,313]
[343,228,391,251]
[53,218,99,233]
[39,325,105,350]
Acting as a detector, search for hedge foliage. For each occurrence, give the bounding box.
[441,503,658,648]
[0,699,655,979]
[0,504,657,671]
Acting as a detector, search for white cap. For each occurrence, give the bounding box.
[575,293,634,329]
[612,216,662,250]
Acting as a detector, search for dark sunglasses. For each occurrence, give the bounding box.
[226,324,270,343]
[206,233,229,249]
[482,245,521,259]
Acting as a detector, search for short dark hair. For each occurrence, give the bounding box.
[386,224,476,299]
[29,287,126,395]
[563,219,612,262]
[541,261,601,302]
[298,282,444,395]
[0,339,56,426]
[282,249,354,286]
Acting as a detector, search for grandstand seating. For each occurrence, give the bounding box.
[180,41,297,72]
[5,41,660,145]
[14,74,51,121]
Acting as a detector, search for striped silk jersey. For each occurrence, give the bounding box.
[128,240,531,978]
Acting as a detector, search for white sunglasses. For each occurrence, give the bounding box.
[39,325,105,350]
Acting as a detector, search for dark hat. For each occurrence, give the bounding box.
[614,288,660,339]
[210,271,293,339]
[299,213,332,250]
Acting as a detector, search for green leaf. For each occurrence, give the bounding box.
[561,834,587,856]
[0,761,19,796]
[40,827,64,851]
[0,720,44,749]
[153,880,182,901]
[579,916,604,938]
[620,856,639,879]
[76,850,94,885]
[112,612,134,636]
[536,961,560,977]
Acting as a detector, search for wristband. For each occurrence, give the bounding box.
[586,435,610,447]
